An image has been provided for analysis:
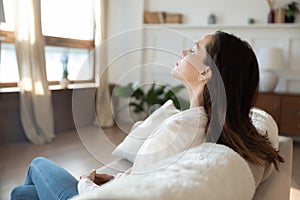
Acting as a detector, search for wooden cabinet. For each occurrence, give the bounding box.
[254,93,281,123]
[254,92,300,136]
[280,95,300,135]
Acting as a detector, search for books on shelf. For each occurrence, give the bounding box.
[144,11,182,24]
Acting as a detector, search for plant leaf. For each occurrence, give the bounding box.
[170,85,185,93]
[155,85,165,95]
[146,89,158,106]
[171,96,190,110]
[129,102,144,113]
[144,83,157,105]
[132,88,144,100]
[113,83,134,97]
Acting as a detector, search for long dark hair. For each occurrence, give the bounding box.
[203,31,283,169]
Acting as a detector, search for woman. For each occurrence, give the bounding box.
[171,31,283,186]
[11,31,283,199]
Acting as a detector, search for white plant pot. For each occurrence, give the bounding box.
[60,77,70,89]
[259,70,278,92]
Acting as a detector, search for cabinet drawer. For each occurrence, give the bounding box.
[280,96,300,135]
[254,93,280,123]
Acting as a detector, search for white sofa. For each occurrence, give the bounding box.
[253,136,293,200]
[73,136,293,200]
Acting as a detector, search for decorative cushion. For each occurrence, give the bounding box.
[250,107,279,148]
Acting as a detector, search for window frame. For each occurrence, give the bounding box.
[0,30,96,88]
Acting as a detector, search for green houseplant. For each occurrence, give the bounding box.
[61,51,69,79]
[113,82,189,120]
[60,51,70,88]
[285,1,299,23]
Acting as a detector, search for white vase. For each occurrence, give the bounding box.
[259,70,278,92]
[60,77,70,89]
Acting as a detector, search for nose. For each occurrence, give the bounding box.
[181,50,188,57]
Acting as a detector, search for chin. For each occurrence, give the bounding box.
[171,68,179,79]
[171,69,185,83]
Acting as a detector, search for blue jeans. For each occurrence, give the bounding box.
[11,157,79,200]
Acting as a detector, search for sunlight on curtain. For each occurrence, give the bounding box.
[94,0,114,127]
[16,0,36,43]
[34,81,45,95]
[19,77,32,91]
[14,0,54,144]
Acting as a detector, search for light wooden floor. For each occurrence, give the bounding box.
[0,126,299,200]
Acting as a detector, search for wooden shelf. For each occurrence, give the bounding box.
[142,23,300,29]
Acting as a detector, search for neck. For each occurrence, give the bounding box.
[186,83,204,108]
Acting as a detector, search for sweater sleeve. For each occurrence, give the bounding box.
[77,178,100,195]
[113,167,132,181]
[78,168,132,194]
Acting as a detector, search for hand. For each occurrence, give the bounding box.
[80,170,114,186]
[93,174,114,186]
[80,169,96,181]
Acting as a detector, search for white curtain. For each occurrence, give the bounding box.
[94,0,114,127]
[14,0,55,144]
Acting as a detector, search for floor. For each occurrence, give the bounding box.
[0,126,127,200]
[0,126,299,200]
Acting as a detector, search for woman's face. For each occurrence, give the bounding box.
[171,34,214,85]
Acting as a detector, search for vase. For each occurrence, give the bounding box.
[285,15,295,23]
[208,14,216,24]
[60,77,70,89]
[267,9,275,23]
[248,18,255,24]
[259,70,278,92]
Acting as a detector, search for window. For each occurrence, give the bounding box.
[0,0,95,88]
[45,46,93,82]
[0,0,14,31]
[41,0,94,40]
[0,0,18,87]
[0,42,18,85]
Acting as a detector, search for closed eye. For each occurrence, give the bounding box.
[190,43,199,54]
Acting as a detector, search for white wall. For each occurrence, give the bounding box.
[145,0,300,25]
[106,0,145,84]
[106,0,300,92]
[106,0,300,124]
[141,25,300,93]
[107,0,144,37]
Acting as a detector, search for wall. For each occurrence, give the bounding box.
[106,0,145,84]
[141,25,300,93]
[105,0,300,94]
[145,0,300,25]
[0,88,96,144]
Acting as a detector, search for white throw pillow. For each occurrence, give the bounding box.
[132,106,208,173]
[250,107,279,149]
[112,100,180,163]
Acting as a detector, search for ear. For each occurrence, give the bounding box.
[198,67,212,82]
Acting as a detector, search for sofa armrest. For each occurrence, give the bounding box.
[253,136,293,200]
